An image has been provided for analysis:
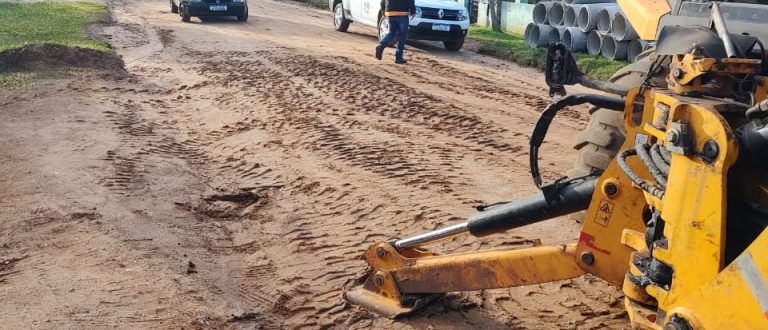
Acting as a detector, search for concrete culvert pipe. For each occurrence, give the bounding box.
[565,0,616,4]
[627,39,648,62]
[549,26,568,45]
[578,4,609,33]
[563,5,583,27]
[611,12,638,41]
[524,23,536,47]
[586,30,604,55]
[525,24,553,48]
[602,34,629,60]
[596,5,620,34]
[563,27,588,52]
[533,2,554,25]
[548,2,565,26]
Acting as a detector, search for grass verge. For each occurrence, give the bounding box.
[468,26,627,81]
[0,1,110,52]
[0,71,38,88]
[0,1,110,88]
[290,0,326,9]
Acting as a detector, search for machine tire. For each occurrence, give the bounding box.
[237,6,248,21]
[180,4,191,22]
[170,0,179,13]
[567,50,665,222]
[567,107,626,179]
[443,38,464,51]
[569,50,667,178]
[333,2,351,32]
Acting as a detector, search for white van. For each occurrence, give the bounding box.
[330,0,470,50]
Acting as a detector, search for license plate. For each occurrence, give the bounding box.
[209,5,227,11]
[432,24,450,31]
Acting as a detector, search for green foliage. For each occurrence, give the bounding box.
[0,2,110,53]
[468,26,627,81]
[0,71,37,88]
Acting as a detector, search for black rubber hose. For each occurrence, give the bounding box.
[616,148,665,200]
[577,76,631,96]
[530,93,627,187]
[636,143,668,188]
[650,144,670,175]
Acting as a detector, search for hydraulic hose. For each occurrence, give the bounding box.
[530,93,626,187]
[616,148,665,200]
[577,76,631,96]
[635,143,668,188]
[650,144,670,175]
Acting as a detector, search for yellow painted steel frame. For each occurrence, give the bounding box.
[617,0,670,41]
[574,88,651,286]
[609,88,768,329]
[345,242,585,318]
[668,54,764,95]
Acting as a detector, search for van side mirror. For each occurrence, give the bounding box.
[545,43,580,97]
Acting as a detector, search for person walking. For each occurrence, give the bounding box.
[375,0,415,64]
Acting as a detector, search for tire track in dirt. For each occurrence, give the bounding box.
[5,0,628,326]
[144,45,623,328]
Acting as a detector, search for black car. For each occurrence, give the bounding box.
[170,0,248,22]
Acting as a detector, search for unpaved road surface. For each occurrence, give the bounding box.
[0,0,628,328]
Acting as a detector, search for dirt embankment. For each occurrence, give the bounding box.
[0,43,124,72]
[0,0,627,328]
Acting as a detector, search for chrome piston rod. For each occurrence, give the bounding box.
[393,178,597,250]
[394,222,469,250]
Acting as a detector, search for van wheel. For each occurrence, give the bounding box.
[180,4,191,22]
[170,0,179,13]
[237,6,248,21]
[444,38,464,51]
[333,2,351,32]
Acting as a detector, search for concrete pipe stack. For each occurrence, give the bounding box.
[525,0,652,62]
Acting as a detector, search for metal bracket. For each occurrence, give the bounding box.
[665,122,695,156]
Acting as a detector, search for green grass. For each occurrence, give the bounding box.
[306,0,327,9]
[0,71,37,88]
[0,1,110,53]
[468,26,627,81]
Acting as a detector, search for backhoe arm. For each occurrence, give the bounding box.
[346,243,584,318]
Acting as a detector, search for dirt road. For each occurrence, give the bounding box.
[0,0,627,328]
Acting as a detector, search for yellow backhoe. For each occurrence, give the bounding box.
[344,1,768,328]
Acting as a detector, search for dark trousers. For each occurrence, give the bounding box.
[379,15,409,59]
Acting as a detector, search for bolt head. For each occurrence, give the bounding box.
[666,129,680,144]
[580,251,595,265]
[376,247,386,258]
[373,274,384,287]
[701,139,719,163]
[604,182,618,197]
[673,68,685,79]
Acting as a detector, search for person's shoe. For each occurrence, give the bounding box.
[375,45,384,60]
[395,57,407,64]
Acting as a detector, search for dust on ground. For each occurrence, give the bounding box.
[0,0,627,328]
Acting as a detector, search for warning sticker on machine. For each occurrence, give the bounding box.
[594,198,613,227]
